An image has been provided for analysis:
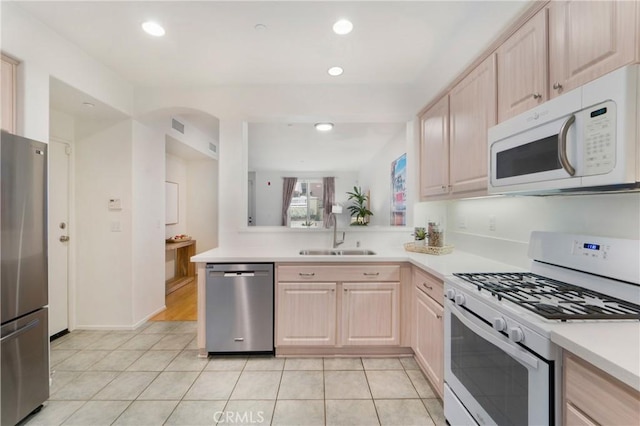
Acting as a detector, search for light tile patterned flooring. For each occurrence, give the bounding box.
[24,321,444,426]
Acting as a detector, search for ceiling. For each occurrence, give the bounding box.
[16,1,529,88]
[19,1,530,161]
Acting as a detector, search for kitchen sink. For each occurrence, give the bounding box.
[299,249,376,256]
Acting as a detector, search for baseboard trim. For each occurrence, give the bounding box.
[275,346,414,357]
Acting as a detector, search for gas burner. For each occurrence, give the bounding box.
[532,303,565,315]
[453,272,640,321]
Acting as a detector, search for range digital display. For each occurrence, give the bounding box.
[590,107,607,118]
[583,243,600,251]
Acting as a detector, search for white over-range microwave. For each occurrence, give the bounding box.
[488,64,639,195]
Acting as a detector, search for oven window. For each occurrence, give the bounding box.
[496,135,561,179]
[451,315,528,425]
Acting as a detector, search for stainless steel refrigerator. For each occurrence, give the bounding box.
[1,131,49,425]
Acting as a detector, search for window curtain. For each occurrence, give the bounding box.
[282,177,297,226]
[322,177,335,228]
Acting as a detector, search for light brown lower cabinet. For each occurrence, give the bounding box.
[275,264,402,349]
[276,282,337,346]
[563,351,640,425]
[341,282,399,346]
[413,281,444,398]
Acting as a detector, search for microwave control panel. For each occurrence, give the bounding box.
[583,101,616,176]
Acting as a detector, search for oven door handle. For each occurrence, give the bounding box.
[449,303,539,369]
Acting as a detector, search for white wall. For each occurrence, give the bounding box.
[358,127,408,227]
[187,160,219,252]
[1,2,134,141]
[415,193,640,268]
[135,85,417,249]
[132,121,166,325]
[165,154,189,238]
[75,120,134,328]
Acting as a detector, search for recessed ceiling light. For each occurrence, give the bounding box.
[82,102,95,108]
[315,123,334,132]
[333,19,353,35]
[254,24,267,31]
[142,21,165,37]
[328,66,344,76]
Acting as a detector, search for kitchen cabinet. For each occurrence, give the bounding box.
[1,54,17,134]
[496,9,548,122]
[563,351,640,425]
[419,95,449,198]
[276,264,402,349]
[341,282,399,346]
[418,55,496,199]
[549,0,638,98]
[412,267,444,398]
[277,282,337,346]
[449,55,497,195]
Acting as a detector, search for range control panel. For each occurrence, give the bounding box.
[572,239,610,260]
[583,101,616,176]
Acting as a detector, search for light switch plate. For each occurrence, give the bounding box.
[108,198,122,210]
[110,221,122,232]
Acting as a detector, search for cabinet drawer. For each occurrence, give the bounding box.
[564,352,640,426]
[413,267,444,304]
[278,265,400,282]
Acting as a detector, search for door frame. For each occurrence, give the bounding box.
[49,136,76,333]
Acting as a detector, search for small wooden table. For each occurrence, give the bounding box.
[165,239,196,295]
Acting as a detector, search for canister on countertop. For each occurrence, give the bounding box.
[429,224,444,247]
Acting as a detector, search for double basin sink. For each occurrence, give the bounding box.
[299,249,376,256]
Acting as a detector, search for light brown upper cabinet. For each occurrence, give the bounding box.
[497,9,548,122]
[1,54,18,134]
[449,55,497,195]
[548,0,638,98]
[419,96,449,198]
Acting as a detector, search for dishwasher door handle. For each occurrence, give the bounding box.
[223,272,256,277]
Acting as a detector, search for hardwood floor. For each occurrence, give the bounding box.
[150,280,197,321]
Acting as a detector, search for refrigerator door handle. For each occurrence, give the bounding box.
[0,319,39,342]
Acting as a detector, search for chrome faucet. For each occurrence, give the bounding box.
[330,213,345,248]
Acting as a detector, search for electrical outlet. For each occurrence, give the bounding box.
[458,215,467,229]
[489,215,496,232]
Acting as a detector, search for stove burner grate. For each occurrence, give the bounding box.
[453,272,640,321]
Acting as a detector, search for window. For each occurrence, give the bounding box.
[288,179,324,228]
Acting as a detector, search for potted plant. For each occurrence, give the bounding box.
[346,186,373,226]
[414,227,427,245]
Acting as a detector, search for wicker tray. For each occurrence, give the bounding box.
[404,242,454,255]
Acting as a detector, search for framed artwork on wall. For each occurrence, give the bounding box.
[391,153,406,226]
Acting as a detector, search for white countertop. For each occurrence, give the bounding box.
[550,322,640,391]
[191,245,521,280]
[192,244,639,390]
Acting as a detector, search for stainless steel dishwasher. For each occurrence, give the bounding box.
[205,263,274,354]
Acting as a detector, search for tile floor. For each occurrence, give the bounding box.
[23,321,444,426]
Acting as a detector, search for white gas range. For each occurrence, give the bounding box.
[443,232,640,426]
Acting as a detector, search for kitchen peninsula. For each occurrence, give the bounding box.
[192,245,640,402]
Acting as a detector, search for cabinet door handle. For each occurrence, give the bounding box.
[298,272,315,277]
[363,272,380,276]
[423,283,433,290]
[553,82,563,90]
[532,93,542,99]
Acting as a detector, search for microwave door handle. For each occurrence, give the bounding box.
[558,114,576,176]
[449,303,539,369]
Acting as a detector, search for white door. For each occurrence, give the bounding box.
[48,140,70,336]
